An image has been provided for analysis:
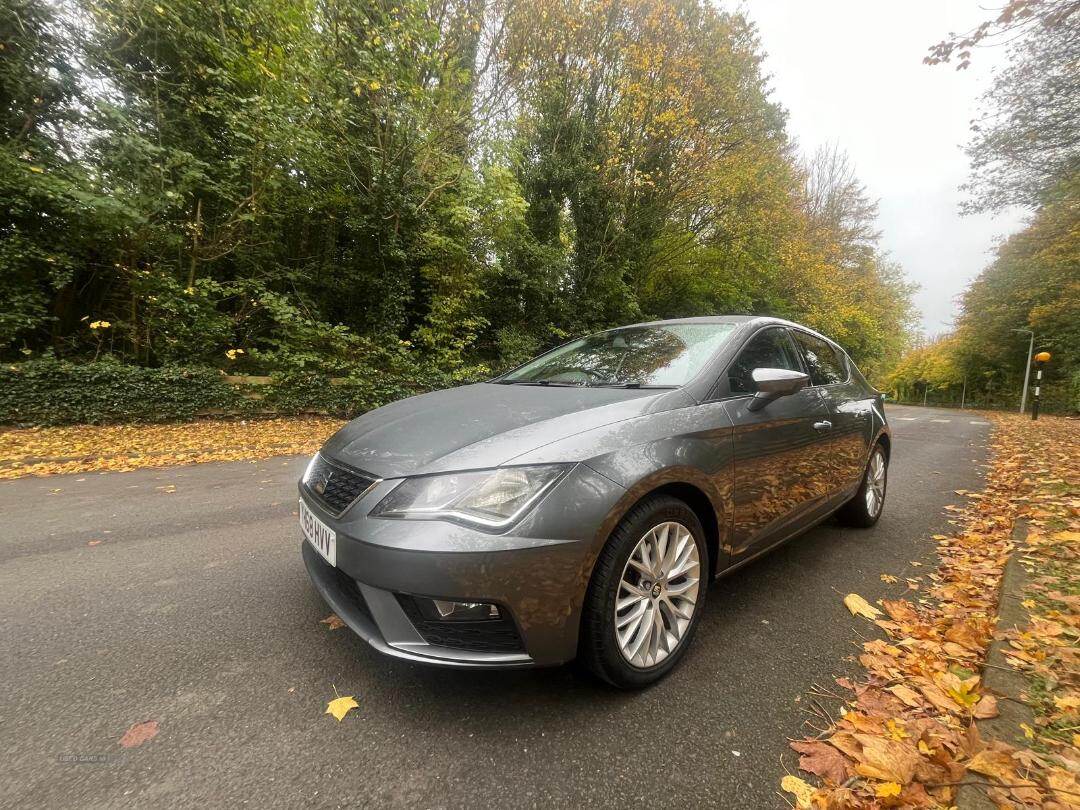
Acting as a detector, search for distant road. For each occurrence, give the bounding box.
[0,404,989,808]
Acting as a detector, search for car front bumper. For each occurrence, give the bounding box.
[299,462,626,668]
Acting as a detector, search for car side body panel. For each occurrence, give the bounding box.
[722,387,835,561]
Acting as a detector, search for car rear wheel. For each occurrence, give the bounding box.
[579,495,708,688]
[837,443,888,527]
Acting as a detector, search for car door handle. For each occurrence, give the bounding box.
[812,420,833,431]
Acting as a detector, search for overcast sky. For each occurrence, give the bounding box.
[742,0,1027,337]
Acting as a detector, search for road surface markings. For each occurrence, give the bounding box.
[931,419,951,423]
[895,417,918,421]
[969,420,991,425]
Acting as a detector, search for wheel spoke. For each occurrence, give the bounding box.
[648,605,664,663]
[665,576,698,597]
[648,528,664,576]
[627,556,652,578]
[639,534,655,575]
[620,581,648,598]
[618,603,645,645]
[662,595,693,621]
[666,541,698,580]
[617,598,648,632]
[626,603,654,662]
[661,526,684,573]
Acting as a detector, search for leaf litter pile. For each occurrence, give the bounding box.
[0,416,345,479]
[783,413,1079,809]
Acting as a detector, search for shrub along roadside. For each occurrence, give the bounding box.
[0,359,427,426]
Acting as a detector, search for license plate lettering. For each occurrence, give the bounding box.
[301,499,336,567]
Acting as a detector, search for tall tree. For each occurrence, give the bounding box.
[926,0,1080,211]
[0,0,94,349]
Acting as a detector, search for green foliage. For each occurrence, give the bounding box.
[0,358,249,425]
[0,357,430,425]
[883,336,965,400]
[1,0,919,425]
[952,169,1079,411]
[260,370,417,420]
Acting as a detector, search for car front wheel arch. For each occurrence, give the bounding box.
[876,432,891,463]
[647,483,720,581]
[591,479,721,585]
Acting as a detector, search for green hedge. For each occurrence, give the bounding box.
[261,371,416,418]
[0,359,427,426]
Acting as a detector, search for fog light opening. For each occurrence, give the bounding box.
[426,598,501,621]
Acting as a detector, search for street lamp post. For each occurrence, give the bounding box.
[1012,328,1035,414]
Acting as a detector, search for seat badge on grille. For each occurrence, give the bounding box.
[312,469,333,496]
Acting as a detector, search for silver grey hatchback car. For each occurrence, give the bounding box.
[299,316,890,687]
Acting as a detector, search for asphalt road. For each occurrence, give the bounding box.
[0,404,990,809]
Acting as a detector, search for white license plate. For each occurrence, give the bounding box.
[301,498,336,567]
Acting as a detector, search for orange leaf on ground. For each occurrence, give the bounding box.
[844,593,882,620]
[886,684,923,708]
[881,599,919,623]
[119,720,159,748]
[973,694,999,719]
[967,746,1017,782]
[944,619,989,651]
[790,739,853,784]
[851,734,920,784]
[779,774,815,809]
[876,781,902,798]
[1046,767,1080,805]
[320,613,345,630]
[912,678,958,713]
[325,695,359,721]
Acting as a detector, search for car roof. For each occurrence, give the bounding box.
[614,314,795,329]
[609,315,847,353]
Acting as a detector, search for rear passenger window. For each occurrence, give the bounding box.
[792,331,847,386]
[727,329,803,394]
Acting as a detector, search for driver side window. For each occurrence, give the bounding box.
[727,329,803,394]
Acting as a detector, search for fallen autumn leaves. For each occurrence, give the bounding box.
[0,416,345,479]
[784,413,1079,809]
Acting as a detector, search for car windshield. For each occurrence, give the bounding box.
[498,323,737,387]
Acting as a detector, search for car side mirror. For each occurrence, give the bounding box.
[746,368,810,412]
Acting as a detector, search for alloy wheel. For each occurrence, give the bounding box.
[614,521,700,669]
[865,450,886,517]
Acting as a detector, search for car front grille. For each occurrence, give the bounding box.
[396,596,525,654]
[304,455,377,516]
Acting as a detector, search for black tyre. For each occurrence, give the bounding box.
[579,494,708,688]
[837,443,888,528]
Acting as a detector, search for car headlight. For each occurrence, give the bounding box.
[369,465,569,530]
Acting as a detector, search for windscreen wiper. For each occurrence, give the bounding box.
[588,382,678,389]
[493,379,579,386]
